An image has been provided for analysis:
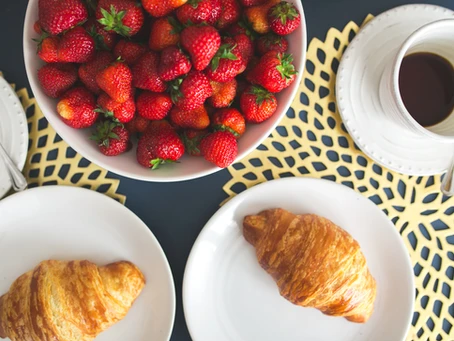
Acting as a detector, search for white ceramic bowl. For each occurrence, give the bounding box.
[23,1,306,182]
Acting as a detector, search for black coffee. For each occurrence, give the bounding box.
[399,52,454,127]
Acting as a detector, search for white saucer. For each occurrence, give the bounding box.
[0,186,176,341]
[183,178,414,341]
[336,4,454,175]
[0,76,28,198]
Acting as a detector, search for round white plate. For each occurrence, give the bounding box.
[183,178,414,341]
[0,186,175,341]
[336,4,454,175]
[0,76,28,198]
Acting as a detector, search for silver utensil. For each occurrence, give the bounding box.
[441,153,454,197]
[0,142,27,192]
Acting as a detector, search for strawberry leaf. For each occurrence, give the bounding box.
[98,5,131,37]
[150,158,176,170]
[276,53,297,82]
[211,43,238,72]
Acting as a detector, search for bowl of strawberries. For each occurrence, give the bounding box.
[24,0,306,182]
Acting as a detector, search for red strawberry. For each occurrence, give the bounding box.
[96,60,133,103]
[142,0,188,17]
[85,18,118,50]
[247,51,296,92]
[170,71,213,111]
[58,27,96,63]
[57,87,98,129]
[91,121,131,156]
[36,35,60,63]
[200,131,237,168]
[169,105,210,129]
[216,0,240,29]
[96,0,144,37]
[268,1,301,35]
[211,108,245,137]
[136,122,185,169]
[38,0,88,35]
[132,52,166,92]
[158,46,192,81]
[148,16,181,51]
[180,25,221,71]
[239,0,267,6]
[97,92,136,123]
[240,85,277,122]
[256,33,288,55]
[208,79,237,108]
[209,0,222,25]
[245,0,280,34]
[79,51,115,94]
[113,40,147,65]
[38,63,78,98]
[125,115,151,134]
[233,33,254,71]
[137,92,173,120]
[182,129,208,156]
[205,39,243,83]
[176,0,220,25]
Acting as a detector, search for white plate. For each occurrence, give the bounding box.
[0,186,175,341]
[183,178,414,341]
[0,76,28,198]
[336,4,454,175]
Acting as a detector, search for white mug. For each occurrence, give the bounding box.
[379,19,454,143]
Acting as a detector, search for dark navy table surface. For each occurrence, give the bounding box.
[2,0,454,339]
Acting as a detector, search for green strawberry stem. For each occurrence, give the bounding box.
[98,5,131,37]
[87,25,110,51]
[211,43,238,72]
[270,1,299,25]
[169,78,184,104]
[248,85,276,106]
[150,158,176,170]
[276,53,297,82]
[94,107,121,123]
[90,120,120,147]
[213,124,240,137]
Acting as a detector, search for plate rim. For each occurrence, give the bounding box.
[182,177,415,341]
[0,185,176,341]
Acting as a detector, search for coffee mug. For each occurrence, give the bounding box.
[379,19,454,143]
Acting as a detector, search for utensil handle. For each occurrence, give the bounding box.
[441,154,454,197]
[0,143,27,192]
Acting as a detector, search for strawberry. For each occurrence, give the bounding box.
[182,129,208,156]
[131,52,167,92]
[57,87,98,129]
[85,18,118,50]
[200,131,237,168]
[208,79,237,107]
[176,0,220,25]
[205,39,243,83]
[256,33,288,55]
[180,25,221,71]
[227,20,256,40]
[125,115,151,134]
[158,46,192,81]
[148,16,181,51]
[169,105,210,129]
[38,63,78,98]
[209,0,223,25]
[38,0,88,35]
[96,0,144,37]
[211,108,245,137]
[91,121,131,156]
[96,60,133,103]
[36,35,60,63]
[58,27,96,63]
[239,0,267,6]
[216,0,240,29]
[268,1,301,35]
[136,122,185,169]
[244,0,280,34]
[96,92,136,123]
[170,71,213,111]
[247,51,296,92]
[233,33,254,70]
[113,40,146,65]
[240,85,277,122]
[137,92,173,120]
[142,0,188,17]
[79,51,115,94]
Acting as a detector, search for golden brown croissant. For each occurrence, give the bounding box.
[0,260,145,341]
[243,208,377,323]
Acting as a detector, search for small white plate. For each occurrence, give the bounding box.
[0,186,175,341]
[183,178,414,341]
[0,76,28,198]
[336,4,454,175]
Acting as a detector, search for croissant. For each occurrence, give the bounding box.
[243,208,377,323]
[0,260,145,341]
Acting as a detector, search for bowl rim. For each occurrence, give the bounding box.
[23,1,307,183]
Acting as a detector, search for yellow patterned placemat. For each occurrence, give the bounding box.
[223,16,454,340]
[6,79,125,204]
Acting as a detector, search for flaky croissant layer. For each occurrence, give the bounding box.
[244,208,377,323]
[0,260,145,341]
